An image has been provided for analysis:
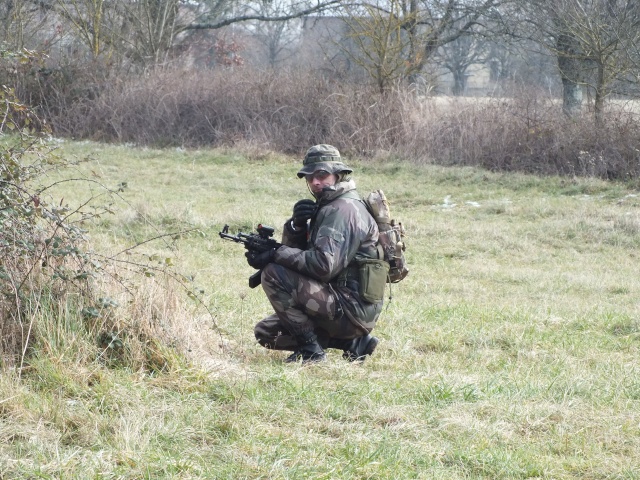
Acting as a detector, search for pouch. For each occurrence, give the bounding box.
[358,259,389,303]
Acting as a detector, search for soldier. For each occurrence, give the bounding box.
[246,144,384,364]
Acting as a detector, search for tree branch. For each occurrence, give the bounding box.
[184,0,342,30]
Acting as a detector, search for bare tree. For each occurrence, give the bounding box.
[333,0,504,88]
[564,0,640,124]
[15,0,341,69]
[399,0,500,79]
[1,0,62,50]
[339,0,413,93]
[512,0,640,122]
[1,0,31,48]
[183,0,342,31]
[239,0,301,68]
[119,0,182,65]
[435,28,489,95]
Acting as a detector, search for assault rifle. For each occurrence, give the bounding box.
[219,224,281,288]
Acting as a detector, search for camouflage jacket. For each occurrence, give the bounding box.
[274,179,383,330]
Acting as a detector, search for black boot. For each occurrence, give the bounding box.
[285,332,326,364]
[342,334,379,362]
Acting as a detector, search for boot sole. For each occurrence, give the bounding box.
[284,352,327,364]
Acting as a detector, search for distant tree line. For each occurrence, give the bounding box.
[332,0,640,123]
[2,1,640,128]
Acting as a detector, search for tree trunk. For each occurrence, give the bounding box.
[561,77,583,117]
[452,70,466,96]
[594,62,605,128]
[557,33,583,118]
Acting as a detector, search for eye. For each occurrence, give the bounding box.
[306,170,331,181]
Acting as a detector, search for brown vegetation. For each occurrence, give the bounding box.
[5,63,640,180]
[0,84,214,371]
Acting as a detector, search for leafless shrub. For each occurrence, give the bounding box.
[406,87,640,179]
[0,77,216,372]
[46,68,415,154]
[37,67,640,179]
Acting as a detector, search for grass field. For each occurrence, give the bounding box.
[1,141,639,479]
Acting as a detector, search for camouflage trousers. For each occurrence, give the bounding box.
[255,263,367,351]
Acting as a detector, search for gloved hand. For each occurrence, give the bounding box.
[245,248,276,270]
[292,199,316,228]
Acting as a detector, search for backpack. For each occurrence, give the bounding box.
[362,190,409,283]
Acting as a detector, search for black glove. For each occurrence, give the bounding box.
[292,199,317,228]
[245,248,276,270]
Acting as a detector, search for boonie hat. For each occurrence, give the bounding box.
[297,144,353,178]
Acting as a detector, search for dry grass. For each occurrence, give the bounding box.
[1,142,639,478]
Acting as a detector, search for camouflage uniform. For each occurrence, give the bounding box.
[254,146,383,356]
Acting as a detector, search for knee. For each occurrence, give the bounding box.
[261,263,296,295]
[261,262,283,283]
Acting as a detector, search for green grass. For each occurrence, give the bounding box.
[2,141,640,478]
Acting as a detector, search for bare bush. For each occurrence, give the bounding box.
[407,89,640,178]
[0,102,84,368]
[1,76,216,372]
[32,67,640,180]
[46,68,416,153]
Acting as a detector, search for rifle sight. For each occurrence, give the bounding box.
[256,224,275,239]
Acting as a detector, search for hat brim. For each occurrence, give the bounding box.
[297,161,353,178]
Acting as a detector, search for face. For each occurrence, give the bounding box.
[305,170,338,194]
